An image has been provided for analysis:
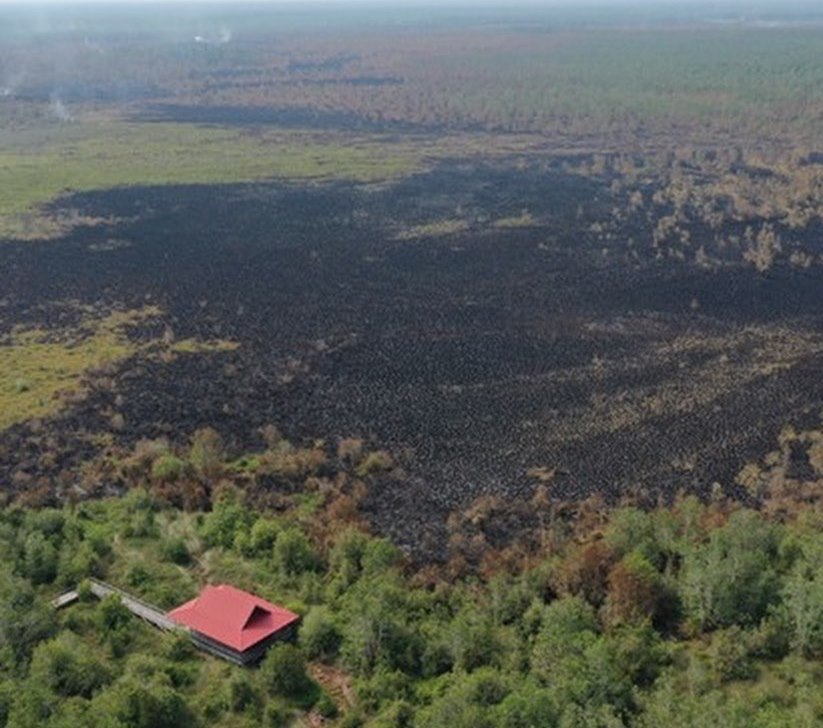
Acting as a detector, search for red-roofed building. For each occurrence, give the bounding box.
[167,584,300,665]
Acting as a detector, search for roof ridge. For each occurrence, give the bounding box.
[242,603,272,631]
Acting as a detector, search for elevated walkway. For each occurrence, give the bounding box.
[51,578,179,632]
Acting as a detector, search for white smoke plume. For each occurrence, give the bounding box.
[50,94,73,122]
[194,28,233,45]
[1,72,24,98]
[83,37,106,55]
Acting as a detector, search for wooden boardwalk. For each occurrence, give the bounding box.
[88,579,178,631]
[51,590,79,609]
[52,579,179,632]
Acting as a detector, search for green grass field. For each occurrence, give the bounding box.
[0,118,423,239]
[0,306,240,430]
[0,308,157,429]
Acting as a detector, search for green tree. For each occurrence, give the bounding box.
[781,547,823,656]
[260,643,313,699]
[201,486,252,549]
[415,669,510,728]
[97,595,136,658]
[329,528,371,592]
[604,508,663,567]
[273,527,317,576]
[21,532,58,585]
[226,672,260,714]
[492,681,559,728]
[340,575,422,675]
[5,682,55,728]
[188,428,224,482]
[57,541,101,586]
[444,602,499,672]
[355,669,413,714]
[0,568,56,667]
[0,679,15,726]
[29,633,112,698]
[531,596,599,679]
[680,511,780,630]
[531,597,638,714]
[300,606,342,660]
[91,675,196,728]
[707,627,756,682]
[23,509,66,542]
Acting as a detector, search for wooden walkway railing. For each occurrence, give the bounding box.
[52,579,181,633]
[88,579,179,631]
[52,590,80,609]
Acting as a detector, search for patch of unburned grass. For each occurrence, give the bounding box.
[0,119,424,239]
[0,307,159,430]
[493,211,537,229]
[394,218,470,240]
[169,338,240,355]
[0,306,241,430]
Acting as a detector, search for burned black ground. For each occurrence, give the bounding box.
[3,162,823,551]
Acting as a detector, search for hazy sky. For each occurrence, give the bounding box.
[0,0,814,12]
[0,0,806,4]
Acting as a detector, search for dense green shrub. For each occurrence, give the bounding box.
[273,527,318,576]
[22,532,58,585]
[161,537,191,566]
[680,511,780,630]
[151,454,189,483]
[248,518,280,556]
[260,643,313,700]
[200,486,252,549]
[316,691,339,719]
[91,674,197,728]
[29,633,112,698]
[0,568,56,666]
[300,606,342,660]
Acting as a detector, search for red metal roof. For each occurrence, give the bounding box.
[167,584,300,652]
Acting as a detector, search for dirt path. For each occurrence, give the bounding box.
[309,661,356,712]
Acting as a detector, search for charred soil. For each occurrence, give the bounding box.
[3,162,823,550]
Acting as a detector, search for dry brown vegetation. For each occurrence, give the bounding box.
[434,416,823,585]
[565,148,823,272]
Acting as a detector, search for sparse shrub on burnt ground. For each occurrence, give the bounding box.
[435,420,823,587]
[355,451,394,478]
[563,149,823,274]
[31,427,395,555]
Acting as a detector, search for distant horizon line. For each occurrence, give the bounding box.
[2,0,822,6]
[3,0,823,18]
